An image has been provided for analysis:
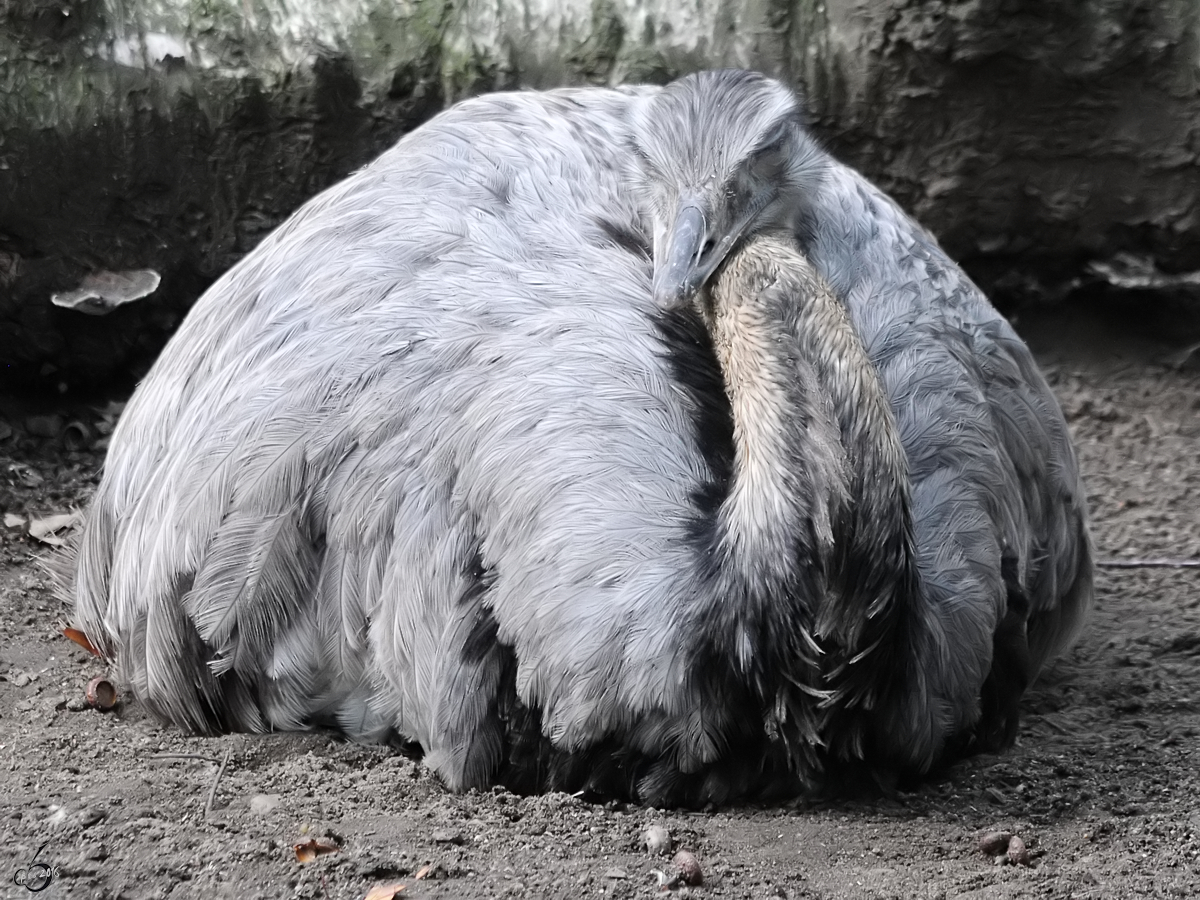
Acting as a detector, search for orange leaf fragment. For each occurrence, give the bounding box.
[293,838,339,863]
[363,884,406,900]
[414,865,433,880]
[62,627,100,656]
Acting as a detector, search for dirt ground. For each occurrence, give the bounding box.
[1,300,1198,900]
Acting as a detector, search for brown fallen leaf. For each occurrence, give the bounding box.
[414,864,433,880]
[363,884,406,900]
[293,838,339,863]
[63,627,101,656]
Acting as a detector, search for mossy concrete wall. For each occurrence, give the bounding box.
[2,0,1198,391]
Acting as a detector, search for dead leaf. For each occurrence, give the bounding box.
[414,864,433,880]
[28,511,82,546]
[62,627,101,656]
[293,838,339,863]
[1088,253,1200,291]
[51,269,161,315]
[363,884,406,900]
[3,512,25,529]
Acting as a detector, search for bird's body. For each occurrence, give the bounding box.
[72,71,1091,806]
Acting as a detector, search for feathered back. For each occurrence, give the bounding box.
[798,165,1092,765]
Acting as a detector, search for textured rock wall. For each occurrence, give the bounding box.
[1,0,1197,392]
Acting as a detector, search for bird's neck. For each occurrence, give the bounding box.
[777,245,916,740]
[704,269,848,599]
[702,236,916,755]
[783,256,914,647]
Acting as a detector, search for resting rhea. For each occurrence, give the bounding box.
[70,69,1091,806]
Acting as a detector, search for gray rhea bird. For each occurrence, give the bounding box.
[70,69,1091,806]
[631,70,1091,779]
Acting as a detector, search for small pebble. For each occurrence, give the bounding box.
[672,849,703,886]
[12,672,33,688]
[78,841,108,861]
[432,828,463,845]
[65,697,88,712]
[249,794,281,815]
[604,867,627,879]
[78,807,106,828]
[1007,835,1031,867]
[643,824,673,855]
[25,414,63,438]
[978,831,1013,856]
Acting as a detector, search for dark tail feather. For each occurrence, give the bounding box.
[954,556,1033,757]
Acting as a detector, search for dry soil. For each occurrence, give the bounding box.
[1,302,1198,899]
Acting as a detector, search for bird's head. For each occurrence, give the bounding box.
[629,70,827,308]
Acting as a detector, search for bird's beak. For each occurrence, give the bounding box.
[653,196,769,308]
[652,202,714,308]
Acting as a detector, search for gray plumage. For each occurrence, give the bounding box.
[71,70,1091,806]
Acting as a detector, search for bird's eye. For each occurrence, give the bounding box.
[757,122,790,152]
[753,147,787,179]
[751,124,791,179]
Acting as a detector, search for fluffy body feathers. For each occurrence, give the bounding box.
[72,71,1091,806]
